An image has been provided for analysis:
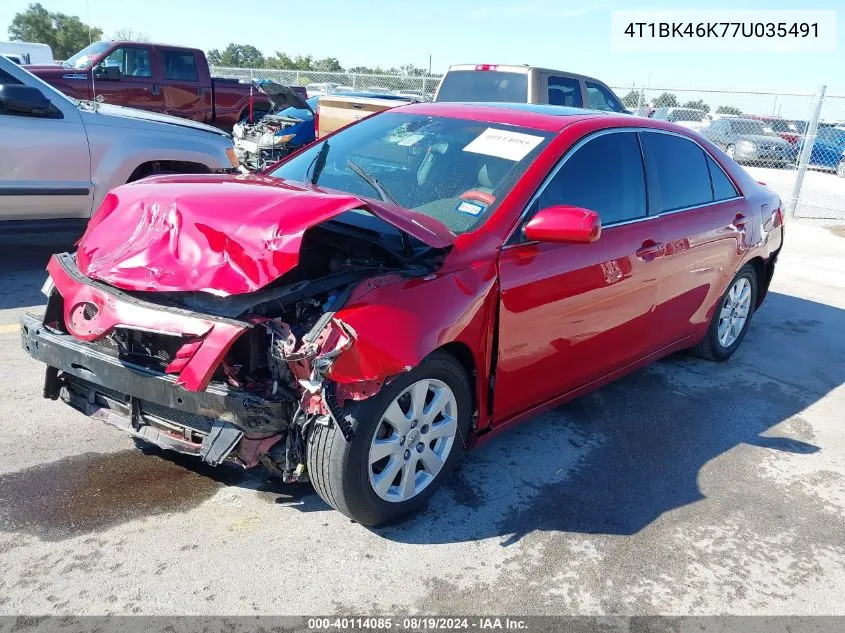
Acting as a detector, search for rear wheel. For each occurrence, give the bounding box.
[693,264,757,361]
[307,350,472,526]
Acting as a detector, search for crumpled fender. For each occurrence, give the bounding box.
[327,262,499,428]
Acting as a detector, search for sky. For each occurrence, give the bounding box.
[1,0,843,106]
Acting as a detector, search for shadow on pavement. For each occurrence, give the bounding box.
[371,291,842,545]
[0,243,74,312]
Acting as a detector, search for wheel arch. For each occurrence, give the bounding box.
[127,160,211,183]
[436,342,478,425]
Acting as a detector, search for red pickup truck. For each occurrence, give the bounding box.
[25,41,292,130]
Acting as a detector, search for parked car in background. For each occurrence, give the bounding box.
[24,40,277,130]
[0,55,237,232]
[747,115,807,148]
[392,89,428,102]
[650,107,711,131]
[21,102,782,526]
[233,86,318,171]
[306,82,339,97]
[434,64,628,114]
[0,40,53,65]
[703,117,794,166]
[316,92,413,137]
[802,126,845,177]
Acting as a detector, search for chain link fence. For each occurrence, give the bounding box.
[211,66,441,99]
[612,83,845,223]
[213,65,845,223]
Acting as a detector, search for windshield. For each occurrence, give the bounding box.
[733,120,768,135]
[765,119,805,134]
[668,109,707,122]
[268,112,552,235]
[436,70,528,103]
[64,41,111,69]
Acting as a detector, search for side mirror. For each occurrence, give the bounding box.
[523,205,601,244]
[0,84,54,115]
[95,63,121,80]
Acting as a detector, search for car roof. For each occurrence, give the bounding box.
[395,102,617,131]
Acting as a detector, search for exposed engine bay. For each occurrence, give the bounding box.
[31,215,448,485]
[232,80,315,171]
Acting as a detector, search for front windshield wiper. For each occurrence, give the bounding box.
[345,159,414,257]
[308,141,330,185]
[345,159,400,207]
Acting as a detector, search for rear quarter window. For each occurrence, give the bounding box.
[435,70,527,103]
[641,132,713,212]
[706,155,739,201]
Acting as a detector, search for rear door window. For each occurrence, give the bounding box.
[435,70,527,103]
[586,81,623,112]
[536,131,646,226]
[548,76,582,107]
[641,132,713,212]
[162,50,199,82]
[706,155,739,201]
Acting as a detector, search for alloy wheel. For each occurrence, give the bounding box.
[718,277,752,348]
[368,378,458,503]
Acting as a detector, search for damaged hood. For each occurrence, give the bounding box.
[256,81,313,114]
[76,174,455,296]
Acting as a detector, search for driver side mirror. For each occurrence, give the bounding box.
[94,63,122,81]
[523,205,601,244]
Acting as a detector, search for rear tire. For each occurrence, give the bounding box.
[307,350,472,526]
[693,264,758,361]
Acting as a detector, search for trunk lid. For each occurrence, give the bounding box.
[76,174,455,296]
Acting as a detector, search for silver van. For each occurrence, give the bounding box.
[434,64,627,113]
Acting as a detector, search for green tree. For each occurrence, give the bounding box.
[207,43,264,68]
[8,2,103,60]
[716,105,742,115]
[622,90,641,108]
[682,99,710,113]
[313,57,343,72]
[652,92,678,108]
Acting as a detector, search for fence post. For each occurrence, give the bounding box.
[786,84,826,220]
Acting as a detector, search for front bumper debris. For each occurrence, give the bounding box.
[20,312,290,462]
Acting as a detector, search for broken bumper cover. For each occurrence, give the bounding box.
[20,312,289,461]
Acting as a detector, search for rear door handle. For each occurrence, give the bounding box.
[635,239,664,261]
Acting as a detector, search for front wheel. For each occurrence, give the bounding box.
[307,350,472,526]
[693,264,758,361]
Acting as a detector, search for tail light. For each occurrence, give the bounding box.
[314,103,320,139]
[474,64,498,71]
[773,207,784,228]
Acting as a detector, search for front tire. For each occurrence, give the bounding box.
[693,264,758,361]
[307,350,472,526]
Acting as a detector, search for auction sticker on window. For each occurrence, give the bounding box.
[463,128,545,161]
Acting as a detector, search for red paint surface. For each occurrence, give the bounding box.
[76,174,454,296]
[57,107,783,435]
[48,256,247,392]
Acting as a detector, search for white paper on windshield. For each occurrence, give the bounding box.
[463,128,545,161]
[396,133,426,146]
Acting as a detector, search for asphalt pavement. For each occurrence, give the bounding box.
[0,221,843,615]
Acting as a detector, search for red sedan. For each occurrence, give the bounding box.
[22,103,784,525]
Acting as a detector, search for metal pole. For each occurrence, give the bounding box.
[786,84,826,220]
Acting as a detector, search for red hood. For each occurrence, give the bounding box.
[76,174,455,296]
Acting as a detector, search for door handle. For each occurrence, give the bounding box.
[151,84,161,96]
[731,214,748,229]
[635,239,664,261]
